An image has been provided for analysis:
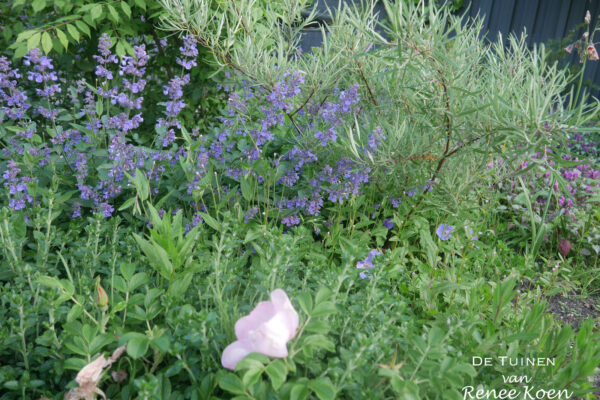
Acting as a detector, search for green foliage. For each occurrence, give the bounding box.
[1,1,600,399]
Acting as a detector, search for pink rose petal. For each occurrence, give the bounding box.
[221,289,300,370]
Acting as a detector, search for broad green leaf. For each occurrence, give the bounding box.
[90,5,102,20]
[107,4,119,22]
[242,368,262,388]
[56,29,69,50]
[118,196,136,211]
[217,372,246,395]
[199,212,220,232]
[27,32,41,50]
[2,27,12,41]
[240,176,253,201]
[311,301,337,318]
[265,360,287,390]
[235,353,269,371]
[41,32,52,54]
[36,275,62,289]
[126,335,150,359]
[32,0,46,12]
[121,2,132,18]
[134,168,149,201]
[290,384,310,400]
[134,0,147,10]
[128,272,148,291]
[297,292,313,315]
[133,233,174,280]
[16,29,36,42]
[168,273,193,298]
[314,287,333,304]
[66,24,80,42]
[115,41,125,57]
[308,378,336,400]
[75,20,91,37]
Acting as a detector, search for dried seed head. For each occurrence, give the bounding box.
[588,44,599,61]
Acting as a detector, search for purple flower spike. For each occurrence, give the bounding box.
[436,224,454,241]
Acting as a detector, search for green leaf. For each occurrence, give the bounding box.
[127,335,150,359]
[304,320,330,334]
[242,368,262,388]
[128,272,148,291]
[134,0,146,10]
[66,304,83,323]
[16,29,37,42]
[240,176,253,201]
[75,20,91,37]
[235,353,269,371]
[37,275,62,289]
[32,0,46,12]
[56,29,68,50]
[314,287,333,304]
[200,212,221,232]
[115,41,125,57]
[168,273,193,298]
[118,196,136,211]
[302,334,335,352]
[290,384,310,400]
[13,44,28,58]
[66,24,80,42]
[41,31,52,54]
[107,4,119,22]
[133,233,174,280]
[308,378,336,400]
[311,301,337,318]
[121,2,132,18]
[217,372,246,395]
[265,360,287,390]
[27,32,41,50]
[2,27,12,42]
[297,292,313,315]
[90,4,103,20]
[134,168,149,201]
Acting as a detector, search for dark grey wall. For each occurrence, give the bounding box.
[464,0,600,98]
[300,0,600,98]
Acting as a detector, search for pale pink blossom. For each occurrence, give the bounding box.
[221,289,299,370]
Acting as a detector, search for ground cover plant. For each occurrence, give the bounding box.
[1,0,600,399]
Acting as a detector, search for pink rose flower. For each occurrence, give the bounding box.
[221,289,299,370]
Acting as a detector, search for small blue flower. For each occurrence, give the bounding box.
[356,249,382,279]
[436,224,454,241]
[384,218,394,229]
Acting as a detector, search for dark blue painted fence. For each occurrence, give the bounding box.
[300,0,600,98]
[464,0,600,98]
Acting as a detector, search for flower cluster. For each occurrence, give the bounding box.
[1,32,382,231]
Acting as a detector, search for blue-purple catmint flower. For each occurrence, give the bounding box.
[436,224,454,241]
[356,249,382,279]
[176,35,198,70]
[282,215,300,227]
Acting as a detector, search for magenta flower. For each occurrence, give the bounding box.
[221,289,299,370]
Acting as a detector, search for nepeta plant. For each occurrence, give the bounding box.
[160,0,599,228]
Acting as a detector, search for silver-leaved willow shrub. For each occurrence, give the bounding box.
[158,0,599,219]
